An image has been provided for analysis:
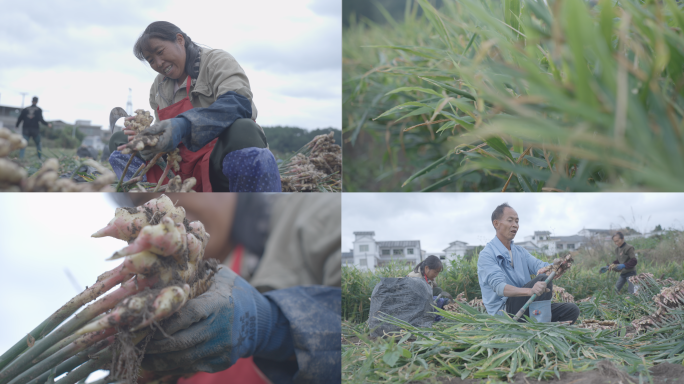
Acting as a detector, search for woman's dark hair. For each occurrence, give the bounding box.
[413,255,443,276]
[133,21,201,78]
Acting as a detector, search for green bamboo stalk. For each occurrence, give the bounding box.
[0,267,127,372]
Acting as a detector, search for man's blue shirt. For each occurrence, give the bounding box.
[477,236,550,315]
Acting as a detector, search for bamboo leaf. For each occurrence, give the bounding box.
[484,137,514,160]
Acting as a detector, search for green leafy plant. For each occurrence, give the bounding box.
[344,0,684,191]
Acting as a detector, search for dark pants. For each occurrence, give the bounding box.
[19,129,41,159]
[505,274,580,324]
[616,270,636,294]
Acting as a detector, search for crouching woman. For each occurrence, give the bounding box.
[109,21,280,192]
[407,255,453,307]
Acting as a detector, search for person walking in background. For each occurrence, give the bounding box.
[611,231,638,294]
[15,96,52,160]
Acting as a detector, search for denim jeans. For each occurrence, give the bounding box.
[19,130,41,159]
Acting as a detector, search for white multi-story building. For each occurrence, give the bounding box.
[442,240,468,261]
[348,231,422,272]
[525,231,587,256]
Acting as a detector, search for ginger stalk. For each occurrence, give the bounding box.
[0,276,158,384]
[0,269,129,372]
[6,331,116,384]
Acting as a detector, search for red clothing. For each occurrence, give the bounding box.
[145,75,218,192]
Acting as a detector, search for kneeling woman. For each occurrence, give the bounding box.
[109,21,280,192]
[407,255,453,304]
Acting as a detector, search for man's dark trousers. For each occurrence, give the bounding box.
[505,274,579,323]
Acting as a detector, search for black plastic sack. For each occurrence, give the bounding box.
[368,277,434,337]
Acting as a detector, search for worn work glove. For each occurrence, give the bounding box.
[118,118,191,160]
[141,267,294,375]
[614,264,626,271]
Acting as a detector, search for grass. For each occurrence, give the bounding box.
[8,148,79,176]
[343,0,684,191]
[342,233,684,382]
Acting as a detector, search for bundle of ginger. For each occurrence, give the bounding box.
[0,195,217,384]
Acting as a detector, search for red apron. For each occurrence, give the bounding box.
[178,245,270,384]
[146,76,217,192]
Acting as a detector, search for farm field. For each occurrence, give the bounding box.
[342,231,684,383]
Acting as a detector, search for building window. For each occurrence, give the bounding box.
[360,258,367,266]
[567,244,575,249]
[558,244,563,250]
[359,244,369,252]
[440,256,446,260]
[382,249,390,255]
[407,248,414,255]
[393,249,402,255]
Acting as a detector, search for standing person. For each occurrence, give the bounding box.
[15,96,52,160]
[477,203,579,323]
[109,21,281,192]
[610,231,638,294]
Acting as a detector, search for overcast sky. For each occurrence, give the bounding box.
[0,0,341,132]
[342,193,684,253]
[0,194,123,381]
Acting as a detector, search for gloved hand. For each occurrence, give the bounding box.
[614,264,626,271]
[141,267,294,375]
[118,118,191,160]
[138,118,190,159]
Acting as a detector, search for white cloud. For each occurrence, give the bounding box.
[0,0,341,131]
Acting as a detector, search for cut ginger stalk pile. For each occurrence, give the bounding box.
[0,195,218,384]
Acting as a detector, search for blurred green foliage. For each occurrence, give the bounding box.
[343,0,684,191]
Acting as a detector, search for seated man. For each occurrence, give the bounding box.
[477,203,579,323]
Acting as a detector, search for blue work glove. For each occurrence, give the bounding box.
[138,118,191,160]
[615,264,626,271]
[141,267,294,375]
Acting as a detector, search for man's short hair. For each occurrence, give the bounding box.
[32,97,38,102]
[613,231,624,240]
[491,203,512,223]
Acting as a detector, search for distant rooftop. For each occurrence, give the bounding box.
[552,235,586,243]
[377,240,420,248]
